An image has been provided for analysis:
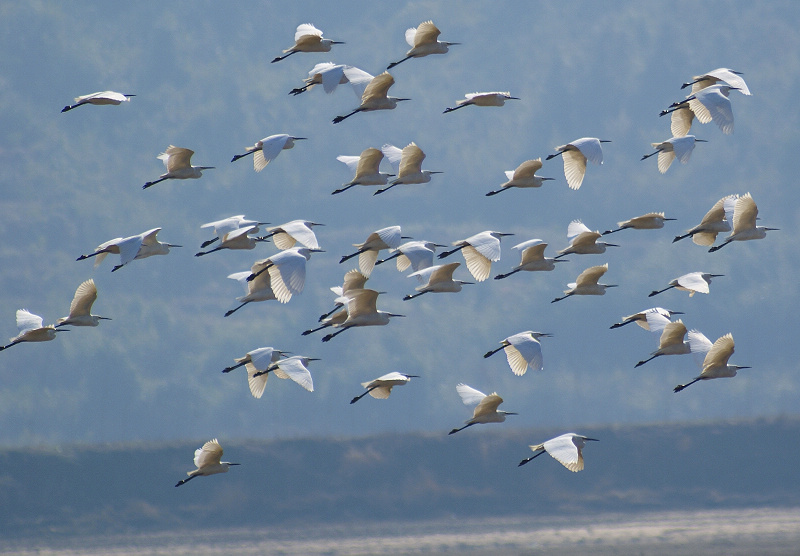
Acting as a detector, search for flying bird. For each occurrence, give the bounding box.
[660,83,739,135]
[483,331,551,375]
[486,159,554,196]
[518,433,598,471]
[317,269,369,321]
[448,383,517,435]
[494,239,561,279]
[289,62,348,95]
[224,270,277,317]
[76,228,181,272]
[546,137,610,190]
[551,263,616,303]
[230,134,306,172]
[649,272,723,297]
[199,215,269,249]
[387,20,458,69]
[271,23,344,63]
[673,195,736,245]
[55,279,110,327]
[0,310,63,351]
[250,355,317,393]
[175,439,239,487]
[555,220,617,258]
[634,318,693,368]
[708,193,777,252]
[681,67,751,95]
[443,91,519,113]
[403,262,473,300]
[641,136,706,174]
[333,147,394,194]
[333,70,409,124]
[438,231,513,282]
[674,333,749,392]
[195,226,269,256]
[374,143,442,195]
[222,347,287,399]
[376,240,444,277]
[350,372,419,404]
[247,247,322,303]
[142,146,214,189]
[603,212,676,235]
[263,220,323,250]
[321,289,404,342]
[610,307,683,330]
[339,225,406,277]
[61,90,134,112]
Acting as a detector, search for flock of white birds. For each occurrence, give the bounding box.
[5,19,772,486]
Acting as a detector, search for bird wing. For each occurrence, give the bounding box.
[412,20,440,46]
[544,434,584,472]
[575,264,608,287]
[656,149,676,174]
[461,245,491,282]
[704,68,750,95]
[342,269,369,293]
[68,279,98,317]
[699,196,727,225]
[362,72,394,102]
[466,232,502,261]
[688,329,713,356]
[253,134,288,172]
[644,310,672,334]
[677,272,710,294]
[518,240,547,263]
[163,146,193,172]
[456,383,486,406]
[380,143,404,166]
[408,265,436,286]
[400,243,435,272]
[695,86,735,134]
[658,320,688,349]
[670,105,695,137]
[15,309,43,333]
[399,143,425,175]
[116,234,145,266]
[562,148,588,190]
[276,358,314,392]
[358,250,379,277]
[356,147,384,176]
[571,137,604,164]
[368,386,393,399]
[318,64,345,93]
[671,136,696,164]
[202,215,246,238]
[343,66,375,99]
[346,289,380,318]
[428,262,460,284]
[404,26,418,47]
[336,154,361,172]
[566,220,592,240]
[473,393,503,418]
[506,334,543,374]
[375,226,404,249]
[732,193,758,233]
[267,253,306,304]
[702,333,735,372]
[513,159,543,179]
[139,228,162,247]
[294,23,323,42]
[194,439,223,468]
[281,220,320,249]
[570,231,601,249]
[247,347,277,372]
[246,363,268,399]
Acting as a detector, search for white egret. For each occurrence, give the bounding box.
[485,159,554,196]
[674,333,749,392]
[302,307,349,336]
[376,240,445,277]
[603,212,676,235]
[230,134,306,172]
[660,83,739,135]
[641,136,706,174]
[271,23,344,63]
[222,347,286,399]
[546,137,610,190]
[333,147,394,194]
[247,247,323,303]
[649,271,723,297]
[76,228,181,272]
[224,270,276,317]
[339,225,407,277]
[387,20,459,69]
[551,263,616,303]
[555,220,617,258]
[318,269,369,321]
[350,372,419,404]
[438,230,513,282]
[708,193,777,252]
[403,262,473,300]
[0,310,64,351]
[199,215,269,249]
[682,67,751,96]
[333,70,409,124]
[55,279,110,327]
[374,143,442,195]
[175,439,239,487]
[443,91,519,113]
[609,307,683,330]
[61,90,134,112]
[518,433,598,471]
[250,355,317,393]
[142,146,214,189]
[195,226,270,256]
[483,331,551,375]
[673,195,735,245]
[321,289,404,342]
[289,62,348,95]
[448,383,517,435]
[634,318,693,367]
[263,220,323,250]
[494,239,561,279]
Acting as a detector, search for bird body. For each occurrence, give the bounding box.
[175,439,239,487]
[486,158,553,196]
[0,310,61,351]
[375,143,441,194]
[334,147,393,194]
[321,289,404,342]
[641,136,705,174]
[225,270,276,316]
[708,193,776,252]
[403,262,472,300]
[195,225,268,256]
[552,263,615,303]
[77,228,180,272]
[649,272,722,297]
[265,220,323,250]
[546,137,609,190]
[350,372,418,403]
[250,355,316,393]
[56,279,110,327]
[230,134,305,172]
[518,433,598,471]
[143,146,214,189]
[448,383,516,434]
[438,230,512,282]
[674,333,749,392]
[673,195,735,245]
[61,90,134,112]
[290,62,348,95]
[444,91,519,113]
[634,318,692,367]
[339,225,405,277]
[682,67,750,96]
[272,24,344,63]
[333,70,409,123]
[556,220,617,258]
[603,212,676,235]
[387,20,458,69]
[484,331,551,375]
[494,239,559,279]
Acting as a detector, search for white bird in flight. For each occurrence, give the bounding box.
[55,279,111,327]
[494,239,561,280]
[339,225,407,277]
[333,147,394,195]
[194,225,269,257]
[483,331,551,375]
[708,193,777,252]
[271,23,344,63]
[76,228,181,272]
[250,355,317,394]
[321,289,404,342]
[649,271,723,297]
[224,269,276,317]
[437,230,513,282]
[674,333,749,393]
[485,159,554,196]
[376,240,445,277]
[634,317,693,368]
[448,383,517,435]
[333,70,409,124]
[247,247,322,304]
[403,262,473,300]
[443,91,520,113]
[142,146,214,189]
[374,143,442,195]
[263,220,324,250]
[61,90,134,112]
[222,347,287,398]
[199,215,269,249]
[230,134,306,173]
[555,220,617,258]
[681,67,751,96]
[518,433,599,472]
[660,84,739,135]
[603,212,676,235]
[0,310,64,351]
[289,62,348,95]
[175,439,239,487]
[609,307,683,330]
[317,268,369,322]
[546,137,610,190]
[673,195,735,245]
[552,263,616,303]
[350,372,419,404]
[387,20,459,69]
[641,135,706,174]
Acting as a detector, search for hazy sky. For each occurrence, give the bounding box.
[1,1,798,447]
